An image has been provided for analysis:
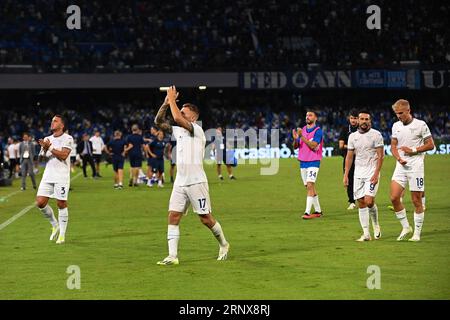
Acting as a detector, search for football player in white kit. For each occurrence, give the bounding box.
[36,115,74,244]
[390,99,435,242]
[155,86,229,265]
[344,111,384,241]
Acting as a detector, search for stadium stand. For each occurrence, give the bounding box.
[1,0,449,72]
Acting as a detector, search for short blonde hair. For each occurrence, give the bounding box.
[392,99,410,111]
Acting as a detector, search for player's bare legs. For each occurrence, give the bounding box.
[146,164,156,187]
[226,164,235,179]
[306,182,316,197]
[198,213,229,260]
[410,191,424,214]
[117,168,123,187]
[390,180,412,240]
[217,164,223,180]
[36,195,59,240]
[390,180,405,212]
[129,167,139,186]
[158,210,229,265]
[156,171,163,187]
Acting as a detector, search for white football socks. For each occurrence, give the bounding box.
[368,204,379,227]
[39,205,58,228]
[414,212,424,237]
[58,208,69,237]
[358,207,370,237]
[211,221,228,247]
[167,224,180,258]
[305,196,314,214]
[396,209,410,229]
[312,195,321,213]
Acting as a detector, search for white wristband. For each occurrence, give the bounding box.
[48,145,54,152]
[412,147,417,153]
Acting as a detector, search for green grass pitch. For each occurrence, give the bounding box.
[0,155,449,299]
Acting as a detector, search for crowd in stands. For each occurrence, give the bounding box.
[1,101,449,155]
[1,0,449,72]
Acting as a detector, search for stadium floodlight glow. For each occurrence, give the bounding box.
[199,86,207,90]
[159,86,170,91]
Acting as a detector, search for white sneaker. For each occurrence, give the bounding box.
[356,235,371,242]
[158,181,164,188]
[408,234,421,242]
[374,226,381,240]
[50,225,60,241]
[157,256,179,265]
[217,243,230,260]
[56,235,65,244]
[397,226,413,241]
[347,203,357,210]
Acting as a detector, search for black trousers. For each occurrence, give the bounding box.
[8,159,17,178]
[343,157,355,204]
[81,154,97,177]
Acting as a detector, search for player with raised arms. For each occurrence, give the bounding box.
[154,86,230,265]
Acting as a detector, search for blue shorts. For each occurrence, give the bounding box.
[129,155,142,168]
[152,158,164,173]
[112,158,124,171]
[147,157,156,167]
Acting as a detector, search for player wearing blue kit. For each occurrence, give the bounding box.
[107,130,126,189]
[293,111,324,219]
[125,124,145,187]
[148,130,167,188]
[144,126,158,187]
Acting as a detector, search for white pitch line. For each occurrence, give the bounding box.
[0,204,35,231]
[0,190,22,202]
[0,172,83,231]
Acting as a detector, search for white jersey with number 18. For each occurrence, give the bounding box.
[391,118,432,171]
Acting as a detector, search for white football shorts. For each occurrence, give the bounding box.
[353,177,380,200]
[169,182,212,215]
[392,166,425,192]
[37,181,70,200]
[300,167,320,186]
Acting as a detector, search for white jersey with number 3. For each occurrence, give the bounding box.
[41,133,74,184]
[392,118,432,171]
[173,123,208,186]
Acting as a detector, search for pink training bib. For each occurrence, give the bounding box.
[298,126,323,162]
